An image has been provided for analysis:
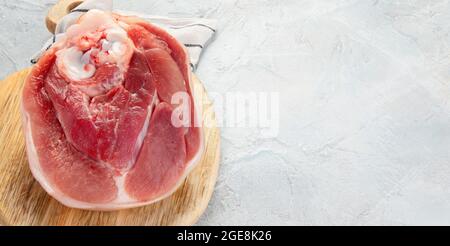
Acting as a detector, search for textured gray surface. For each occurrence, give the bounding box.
[2,0,450,225]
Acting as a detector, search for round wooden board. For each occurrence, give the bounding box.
[0,69,220,225]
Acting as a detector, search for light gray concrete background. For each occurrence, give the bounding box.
[1,0,450,225]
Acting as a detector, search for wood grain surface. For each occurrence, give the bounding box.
[0,69,220,225]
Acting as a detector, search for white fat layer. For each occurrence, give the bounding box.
[131,91,158,167]
[112,175,131,203]
[56,47,95,80]
[98,28,129,65]
[55,9,133,82]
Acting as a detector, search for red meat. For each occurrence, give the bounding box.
[21,10,203,210]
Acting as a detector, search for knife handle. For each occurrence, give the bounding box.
[46,0,85,33]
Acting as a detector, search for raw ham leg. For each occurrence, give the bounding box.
[21,9,203,210]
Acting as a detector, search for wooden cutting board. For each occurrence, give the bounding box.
[0,1,220,226]
[0,70,220,226]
